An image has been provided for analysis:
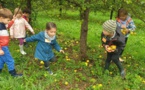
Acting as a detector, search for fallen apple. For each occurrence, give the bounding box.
[40,61,44,65]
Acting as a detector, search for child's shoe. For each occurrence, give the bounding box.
[19,45,27,55]
[9,69,23,77]
[46,67,53,75]
[20,50,27,55]
[0,69,2,73]
[121,69,126,79]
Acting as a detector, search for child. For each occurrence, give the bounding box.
[10,8,35,55]
[0,8,22,77]
[24,22,64,75]
[116,8,136,62]
[22,8,31,22]
[101,20,126,78]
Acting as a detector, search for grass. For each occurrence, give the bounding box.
[0,9,145,90]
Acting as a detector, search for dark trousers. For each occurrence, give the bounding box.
[105,50,124,72]
[43,56,57,68]
[120,37,128,56]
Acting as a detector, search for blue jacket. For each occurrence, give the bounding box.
[25,31,61,61]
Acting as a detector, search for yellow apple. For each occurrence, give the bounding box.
[65,81,68,85]
[40,61,44,65]
[121,28,127,35]
[107,47,112,51]
[110,45,116,50]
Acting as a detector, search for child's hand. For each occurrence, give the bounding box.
[59,50,64,53]
[0,50,4,55]
[105,45,115,53]
[32,32,35,35]
[23,39,26,42]
[121,25,126,29]
[125,29,130,33]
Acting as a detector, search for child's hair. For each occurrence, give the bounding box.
[23,8,31,14]
[117,8,128,18]
[0,8,13,19]
[14,8,22,15]
[46,22,57,30]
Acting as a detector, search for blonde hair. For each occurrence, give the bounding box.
[14,8,22,15]
[0,8,13,19]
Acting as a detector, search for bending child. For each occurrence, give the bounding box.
[24,22,64,75]
[0,8,22,77]
[10,8,35,55]
[101,20,126,79]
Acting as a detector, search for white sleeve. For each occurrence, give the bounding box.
[24,19,34,33]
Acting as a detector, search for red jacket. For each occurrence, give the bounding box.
[0,23,9,50]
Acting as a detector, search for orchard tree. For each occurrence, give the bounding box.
[65,0,91,60]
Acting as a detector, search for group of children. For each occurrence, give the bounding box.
[0,7,64,77]
[0,7,135,78]
[101,8,136,78]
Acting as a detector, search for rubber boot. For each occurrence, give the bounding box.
[19,45,26,55]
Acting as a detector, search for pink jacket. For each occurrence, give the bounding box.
[10,17,34,38]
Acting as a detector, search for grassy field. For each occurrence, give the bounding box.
[0,9,145,90]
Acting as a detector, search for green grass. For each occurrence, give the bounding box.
[0,9,145,90]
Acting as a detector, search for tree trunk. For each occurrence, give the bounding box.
[59,0,63,17]
[110,0,115,19]
[80,6,90,60]
[110,8,114,19]
[26,0,32,24]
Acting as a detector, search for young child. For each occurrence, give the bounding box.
[0,8,22,77]
[116,8,136,62]
[22,8,31,22]
[24,22,64,75]
[10,8,35,55]
[101,20,126,78]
